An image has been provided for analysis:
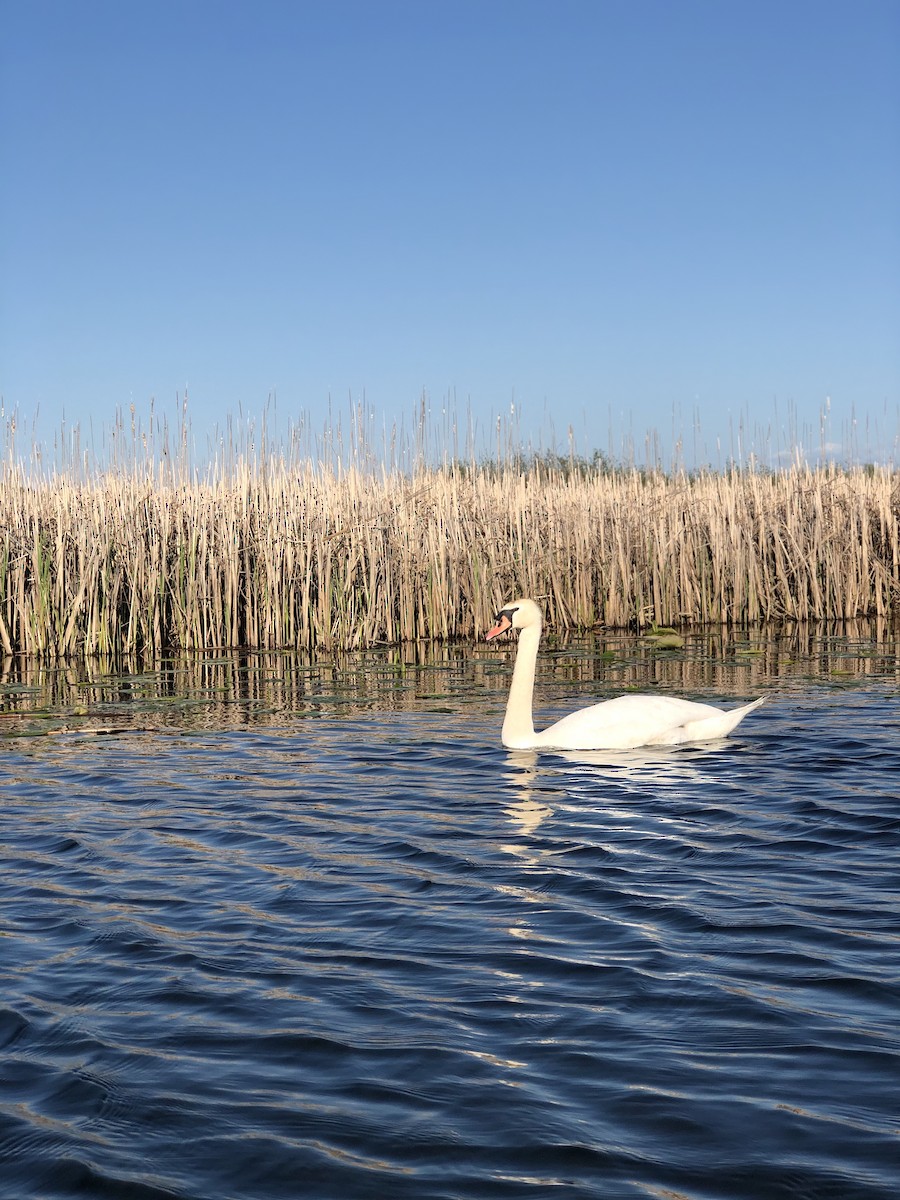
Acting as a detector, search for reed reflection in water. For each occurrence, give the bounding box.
[1,617,897,736]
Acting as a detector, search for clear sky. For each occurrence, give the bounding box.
[1,0,898,469]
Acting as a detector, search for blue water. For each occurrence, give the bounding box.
[1,637,898,1199]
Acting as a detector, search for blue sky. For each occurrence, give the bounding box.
[1,0,898,468]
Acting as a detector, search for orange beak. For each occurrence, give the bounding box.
[485,612,513,641]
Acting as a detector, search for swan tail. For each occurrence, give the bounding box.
[676,696,766,743]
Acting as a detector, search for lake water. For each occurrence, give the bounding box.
[1,625,898,1199]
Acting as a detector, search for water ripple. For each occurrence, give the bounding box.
[1,683,898,1198]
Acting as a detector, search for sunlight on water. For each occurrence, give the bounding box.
[1,624,898,1199]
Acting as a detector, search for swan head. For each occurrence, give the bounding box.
[485,597,543,640]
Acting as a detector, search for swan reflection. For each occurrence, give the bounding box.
[549,740,728,780]
[500,751,552,847]
[499,740,731,847]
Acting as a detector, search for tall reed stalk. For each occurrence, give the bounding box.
[0,445,897,657]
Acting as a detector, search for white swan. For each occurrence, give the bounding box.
[485,598,764,750]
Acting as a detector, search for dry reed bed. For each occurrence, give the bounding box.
[1,461,897,657]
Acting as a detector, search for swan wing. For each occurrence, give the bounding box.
[534,694,764,750]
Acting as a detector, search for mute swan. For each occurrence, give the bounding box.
[485,598,764,750]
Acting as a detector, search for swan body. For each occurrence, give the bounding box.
[485,598,764,750]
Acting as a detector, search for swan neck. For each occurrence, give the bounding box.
[502,624,540,747]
